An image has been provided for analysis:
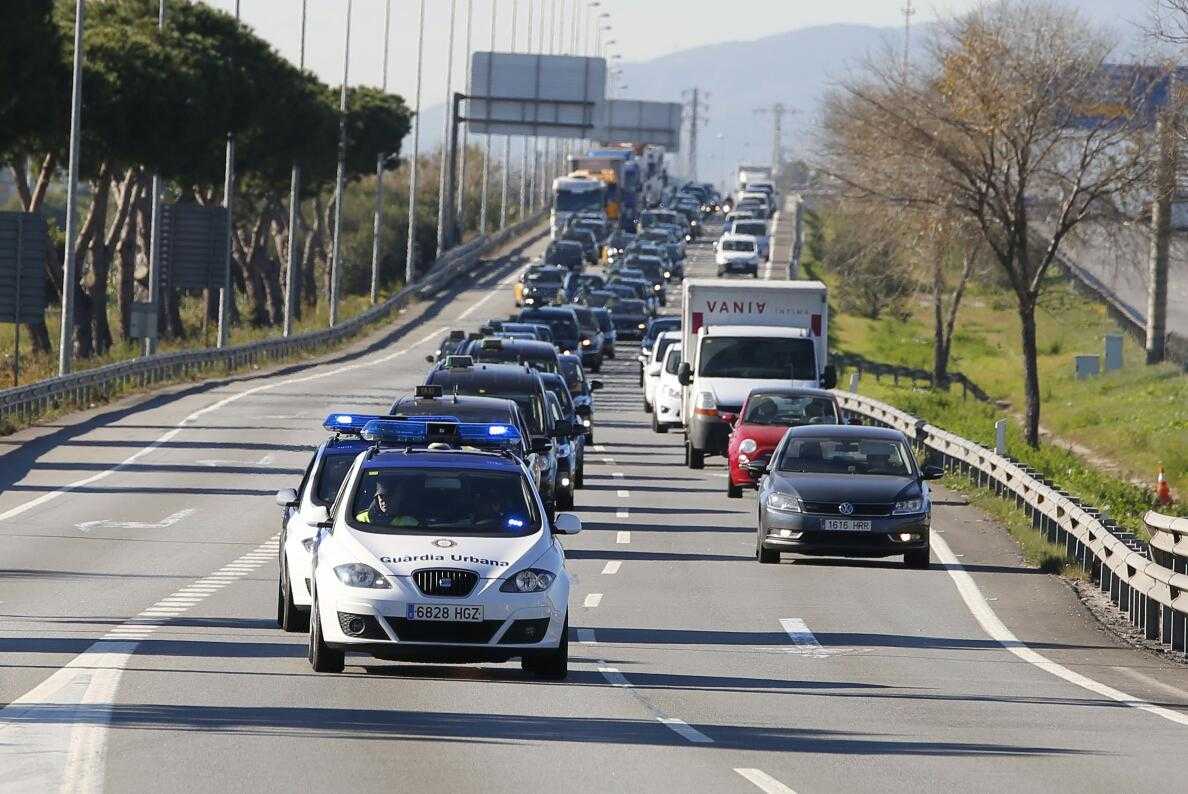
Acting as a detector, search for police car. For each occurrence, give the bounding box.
[306,418,580,679]
[275,413,382,632]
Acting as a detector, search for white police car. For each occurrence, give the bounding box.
[307,418,580,679]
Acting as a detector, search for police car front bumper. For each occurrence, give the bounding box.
[315,571,569,659]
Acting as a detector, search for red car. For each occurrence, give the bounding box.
[726,388,845,498]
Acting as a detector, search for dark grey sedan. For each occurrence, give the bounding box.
[748,425,943,569]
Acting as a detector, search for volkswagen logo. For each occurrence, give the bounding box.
[432,538,457,548]
[838,502,855,516]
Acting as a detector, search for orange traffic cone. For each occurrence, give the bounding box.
[1156,467,1173,507]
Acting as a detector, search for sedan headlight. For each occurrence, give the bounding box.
[653,284,662,291]
[765,492,803,513]
[664,270,672,279]
[637,323,647,330]
[893,497,926,515]
[738,438,757,455]
[334,563,391,589]
[582,418,592,427]
[581,338,593,347]
[499,568,556,593]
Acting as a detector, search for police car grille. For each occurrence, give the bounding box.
[413,568,478,597]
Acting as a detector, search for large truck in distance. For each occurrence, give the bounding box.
[569,150,642,228]
[737,164,773,192]
[677,279,835,469]
[551,175,608,239]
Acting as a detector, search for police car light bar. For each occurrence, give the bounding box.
[360,419,522,447]
[322,413,390,434]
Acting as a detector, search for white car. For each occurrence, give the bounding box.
[307,419,580,679]
[643,330,681,413]
[275,415,383,632]
[652,343,684,433]
[715,234,761,277]
[730,219,771,262]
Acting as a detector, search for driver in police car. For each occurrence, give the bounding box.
[356,481,420,527]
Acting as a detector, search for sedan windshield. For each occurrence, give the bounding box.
[350,468,540,535]
[698,336,816,380]
[315,454,356,505]
[777,437,915,476]
[734,222,767,236]
[743,394,839,426]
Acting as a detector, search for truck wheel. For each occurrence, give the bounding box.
[687,443,705,470]
[727,479,743,499]
[643,398,652,414]
[652,414,667,434]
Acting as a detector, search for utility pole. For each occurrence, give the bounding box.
[217,0,242,348]
[456,0,475,224]
[284,0,308,336]
[405,0,427,285]
[58,0,85,375]
[499,1,518,228]
[753,103,797,176]
[369,0,392,305]
[436,0,458,256]
[1146,110,1176,364]
[902,0,915,80]
[685,88,706,181]
[327,0,352,328]
[143,0,166,356]
[523,0,535,214]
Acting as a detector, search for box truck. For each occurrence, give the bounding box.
[677,279,834,468]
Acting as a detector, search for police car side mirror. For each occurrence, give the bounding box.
[425,354,436,364]
[275,488,299,507]
[310,505,331,528]
[553,512,582,535]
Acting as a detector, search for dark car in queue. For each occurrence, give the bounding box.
[545,240,585,272]
[565,304,605,373]
[558,353,603,444]
[467,337,562,373]
[428,329,470,364]
[562,227,599,264]
[610,299,650,341]
[565,272,606,302]
[518,306,582,357]
[426,361,578,514]
[726,388,845,498]
[582,289,619,310]
[487,321,554,343]
[751,425,943,569]
[608,277,657,314]
[590,307,616,359]
[621,255,668,306]
[543,387,578,510]
[604,230,636,264]
[520,267,568,308]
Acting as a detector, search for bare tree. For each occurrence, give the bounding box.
[822,0,1156,446]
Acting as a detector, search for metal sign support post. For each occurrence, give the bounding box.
[284,0,307,338]
[58,0,85,376]
[12,215,22,387]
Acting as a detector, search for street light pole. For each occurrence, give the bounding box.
[479,0,498,234]
[328,0,352,328]
[520,0,533,217]
[217,0,242,348]
[284,0,308,337]
[456,0,475,224]
[369,0,392,305]
[58,0,85,375]
[435,0,458,257]
[405,0,427,285]
[144,0,166,356]
[499,0,518,228]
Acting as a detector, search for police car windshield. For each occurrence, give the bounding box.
[350,468,541,536]
[315,454,357,505]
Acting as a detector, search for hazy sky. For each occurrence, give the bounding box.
[200,1,980,109]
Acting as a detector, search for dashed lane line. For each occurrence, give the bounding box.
[616,531,631,544]
[779,618,830,658]
[601,561,621,575]
[735,769,798,794]
[583,593,604,608]
[616,490,630,498]
[616,508,629,519]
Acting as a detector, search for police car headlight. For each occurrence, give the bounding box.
[334,563,391,589]
[500,569,556,593]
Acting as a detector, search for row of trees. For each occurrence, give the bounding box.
[1,0,445,363]
[819,0,1171,447]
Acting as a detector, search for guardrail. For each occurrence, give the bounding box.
[833,353,992,402]
[0,211,547,431]
[833,389,1188,658]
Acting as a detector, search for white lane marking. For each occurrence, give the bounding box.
[256,453,274,466]
[932,532,1188,727]
[616,508,629,519]
[583,593,603,608]
[657,718,714,744]
[779,618,830,658]
[612,472,624,479]
[593,445,607,453]
[0,534,283,791]
[616,490,630,498]
[602,457,615,465]
[599,666,631,687]
[577,629,598,645]
[735,769,798,794]
[75,508,196,533]
[0,326,444,524]
[601,561,621,575]
[616,531,631,544]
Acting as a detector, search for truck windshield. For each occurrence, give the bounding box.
[556,189,604,212]
[698,336,816,380]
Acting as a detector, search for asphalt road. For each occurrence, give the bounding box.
[1,217,1187,794]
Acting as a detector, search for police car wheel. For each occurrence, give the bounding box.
[687,443,705,470]
[280,560,309,633]
[643,397,652,414]
[308,598,345,673]
[522,616,569,680]
[557,488,574,511]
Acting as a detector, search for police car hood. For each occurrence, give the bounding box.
[343,528,550,579]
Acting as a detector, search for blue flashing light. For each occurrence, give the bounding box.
[361,419,522,447]
[323,413,389,435]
